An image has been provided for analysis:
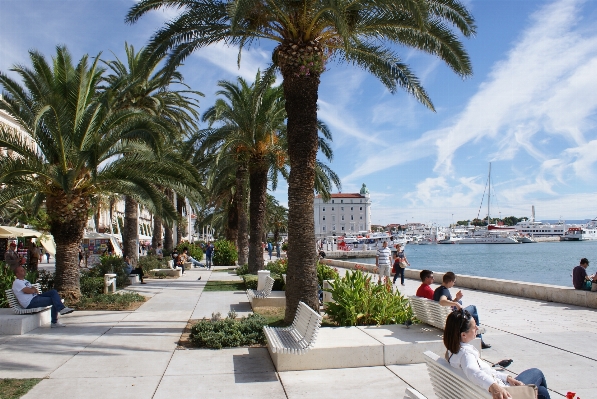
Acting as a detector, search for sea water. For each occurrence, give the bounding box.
[348,240,597,287]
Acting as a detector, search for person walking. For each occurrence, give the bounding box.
[267,242,273,260]
[276,242,281,258]
[205,242,214,270]
[375,241,392,284]
[392,244,410,286]
[45,249,51,263]
[5,242,20,272]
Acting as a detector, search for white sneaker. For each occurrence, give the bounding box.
[59,307,75,315]
[51,321,66,328]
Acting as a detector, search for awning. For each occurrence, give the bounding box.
[0,226,42,238]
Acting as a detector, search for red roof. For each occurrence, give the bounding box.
[316,193,363,199]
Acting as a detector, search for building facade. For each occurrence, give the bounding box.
[314,184,372,238]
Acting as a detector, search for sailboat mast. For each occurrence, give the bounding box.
[487,163,491,226]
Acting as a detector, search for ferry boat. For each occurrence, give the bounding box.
[560,218,597,241]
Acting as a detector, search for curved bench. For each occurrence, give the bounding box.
[264,301,322,355]
[5,283,50,314]
[409,296,452,330]
[424,351,537,399]
[247,276,275,299]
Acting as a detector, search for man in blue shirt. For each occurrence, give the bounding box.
[433,271,491,349]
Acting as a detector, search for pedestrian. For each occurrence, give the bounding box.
[28,240,39,272]
[267,242,273,260]
[5,242,20,272]
[375,241,392,285]
[45,249,51,263]
[572,258,594,290]
[205,242,214,270]
[392,244,410,286]
[276,242,281,258]
[78,247,83,267]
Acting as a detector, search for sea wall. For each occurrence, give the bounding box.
[320,258,597,309]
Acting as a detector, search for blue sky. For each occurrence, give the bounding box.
[1,0,597,226]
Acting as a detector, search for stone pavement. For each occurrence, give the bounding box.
[0,263,595,398]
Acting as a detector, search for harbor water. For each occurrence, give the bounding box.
[347,240,597,287]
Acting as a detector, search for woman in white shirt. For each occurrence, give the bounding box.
[443,309,550,399]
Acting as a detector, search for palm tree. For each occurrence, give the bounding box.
[265,195,287,245]
[0,46,201,299]
[103,43,202,264]
[128,0,476,320]
[201,72,286,273]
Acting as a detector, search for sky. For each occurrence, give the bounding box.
[1,0,597,226]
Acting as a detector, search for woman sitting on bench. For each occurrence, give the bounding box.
[443,309,550,399]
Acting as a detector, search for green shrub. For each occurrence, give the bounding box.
[242,274,258,290]
[37,269,55,292]
[212,239,238,266]
[87,255,128,287]
[190,312,267,349]
[0,262,14,308]
[138,255,167,274]
[324,270,412,326]
[281,242,288,251]
[265,259,287,275]
[75,292,146,310]
[235,264,249,276]
[79,275,105,297]
[317,262,339,286]
[176,242,204,261]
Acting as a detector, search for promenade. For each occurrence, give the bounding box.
[0,261,594,398]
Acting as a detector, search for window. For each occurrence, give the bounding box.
[360,207,363,211]
[333,224,336,231]
[351,207,353,211]
[322,226,326,232]
[322,207,325,212]
[341,207,344,211]
[341,200,344,203]
[332,207,334,211]
[322,216,326,221]
[341,226,345,231]
[332,200,335,203]
[351,215,354,220]
[360,216,363,220]
[332,215,336,221]
[341,215,345,221]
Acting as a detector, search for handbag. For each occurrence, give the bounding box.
[399,260,408,268]
[505,384,538,399]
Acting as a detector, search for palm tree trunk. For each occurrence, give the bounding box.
[94,205,101,233]
[236,164,249,266]
[152,215,162,249]
[123,195,138,266]
[176,194,185,243]
[226,199,238,244]
[282,72,321,323]
[164,189,174,252]
[46,192,89,301]
[247,160,268,274]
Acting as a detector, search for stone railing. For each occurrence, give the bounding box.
[320,258,597,309]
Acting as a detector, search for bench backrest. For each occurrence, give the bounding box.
[424,351,492,399]
[409,296,452,330]
[5,283,43,310]
[403,387,427,399]
[291,301,323,346]
[261,276,275,297]
[167,259,174,269]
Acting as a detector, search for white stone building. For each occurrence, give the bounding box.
[314,184,372,238]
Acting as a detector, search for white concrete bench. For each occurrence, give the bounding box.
[5,283,50,314]
[264,301,322,354]
[403,387,427,399]
[128,274,140,284]
[424,351,537,399]
[247,275,275,299]
[104,273,117,294]
[409,296,452,330]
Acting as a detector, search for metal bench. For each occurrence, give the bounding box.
[5,283,51,314]
[409,296,453,330]
[424,351,537,399]
[247,275,275,299]
[263,301,322,354]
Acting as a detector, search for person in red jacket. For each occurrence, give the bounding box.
[415,269,435,300]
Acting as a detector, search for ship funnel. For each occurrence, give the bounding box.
[531,205,535,222]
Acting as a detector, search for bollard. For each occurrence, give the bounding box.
[257,270,271,291]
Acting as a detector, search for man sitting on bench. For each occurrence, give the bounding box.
[433,271,491,349]
[416,269,435,300]
[12,263,74,328]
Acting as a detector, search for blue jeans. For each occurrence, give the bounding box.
[393,266,405,284]
[206,254,213,269]
[27,290,65,324]
[188,256,203,267]
[516,368,550,399]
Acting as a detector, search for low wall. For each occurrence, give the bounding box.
[320,259,597,309]
[322,250,377,259]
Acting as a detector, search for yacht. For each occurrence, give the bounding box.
[560,218,597,241]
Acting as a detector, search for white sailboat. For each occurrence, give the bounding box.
[459,163,520,244]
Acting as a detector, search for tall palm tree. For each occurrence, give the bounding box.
[103,43,202,264]
[201,72,286,273]
[265,195,287,245]
[128,0,475,321]
[0,46,201,299]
